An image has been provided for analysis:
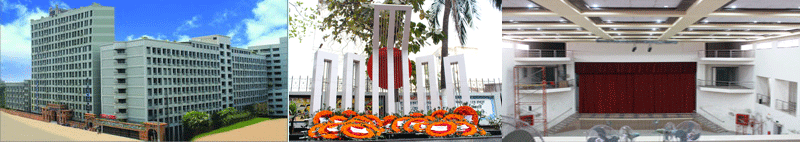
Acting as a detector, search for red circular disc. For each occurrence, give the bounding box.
[366,47,412,89]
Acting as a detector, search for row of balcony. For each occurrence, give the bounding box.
[513,49,755,62]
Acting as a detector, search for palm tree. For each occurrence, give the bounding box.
[429,0,501,87]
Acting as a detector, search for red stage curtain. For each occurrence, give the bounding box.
[577,62,695,113]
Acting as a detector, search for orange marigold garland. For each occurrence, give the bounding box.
[455,121,478,136]
[307,124,323,139]
[454,106,480,125]
[313,110,334,125]
[383,115,397,126]
[444,114,464,121]
[478,127,488,135]
[341,123,376,139]
[320,123,343,135]
[431,110,448,118]
[403,118,428,133]
[409,112,424,118]
[413,122,428,132]
[364,114,383,126]
[391,117,411,133]
[364,123,384,137]
[342,110,358,118]
[329,115,347,123]
[425,116,436,121]
[425,121,458,137]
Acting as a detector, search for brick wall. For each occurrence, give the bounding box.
[1,108,44,121]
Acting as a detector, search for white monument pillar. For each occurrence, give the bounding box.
[415,55,440,111]
[310,51,339,115]
[372,4,413,115]
[342,53,366,112]
[443,54,470,107]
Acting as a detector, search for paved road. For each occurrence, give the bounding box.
[0,111,137,141]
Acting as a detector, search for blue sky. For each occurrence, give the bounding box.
[1,0,287,82]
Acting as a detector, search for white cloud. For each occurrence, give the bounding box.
[49,0,70,9]
[242,0,288,47]
[126,35,134,41]
[177,35,191,42]
[210,10,235,26]
[176,15,201,32]
[1,1,49,82]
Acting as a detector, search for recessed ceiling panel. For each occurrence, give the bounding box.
[703,17,800,23]
[724,0,800,9]
[503,0,539,8]
[503,16,566,22]
[583,0,681,8]
[600,17,669,22]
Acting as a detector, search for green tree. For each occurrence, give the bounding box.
[182,111,210,136]
[218,107,238,118]
[288,102,300,133]
[253,102,272,117]
[429,0,501,86]
[316,0,444,55]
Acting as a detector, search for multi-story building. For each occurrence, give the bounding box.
[100,35,271,141]
[30,3,114,121]
[250,37,288,116]
[4,80,32,112]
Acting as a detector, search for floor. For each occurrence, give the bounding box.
[0,111,137,141]
[550,129,736,137]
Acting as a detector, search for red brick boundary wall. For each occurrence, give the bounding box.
[1,108,86,128]
[1,108,44,121]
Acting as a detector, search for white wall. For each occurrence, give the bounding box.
[567,42,704,62]
[753,46,800,135]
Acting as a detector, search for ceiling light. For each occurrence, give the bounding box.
[649,33,653,36]
[536,27,541,31]
[731,5,737,9]
[577,28,581,31]
[518,28,522,30]
[656,20,662,23]
[777,21,782,24]
[753,21,758,23]
[617,33,621,36]
[613,28,617,30]
[592,4,599,8]
[703,20,709,23]
[663,6,669,8]
[726,29,731,31]
[559,19,566,23]
[606,20,613,23]
[689,28,693,31]
[528,4,534,8]
[509,20,514,22]
[745,29,750,31]
[726,33,730,36]
[652,28,658,31]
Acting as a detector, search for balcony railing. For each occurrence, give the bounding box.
[289,76,501,93]
[515,79,575,90]
[775,99,797,115]
[698,50,754,58]
[696,79,753,89]
[516,49,572,58]
[757,93,770,106]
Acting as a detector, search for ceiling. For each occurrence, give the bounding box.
[502,0,800,42]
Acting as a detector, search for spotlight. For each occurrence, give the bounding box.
[648,44,653,52]
[632,44,638,52]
